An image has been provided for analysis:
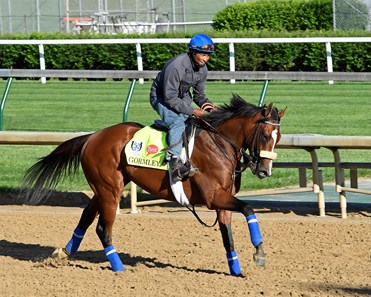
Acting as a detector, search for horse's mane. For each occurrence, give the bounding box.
[202,93,263,127]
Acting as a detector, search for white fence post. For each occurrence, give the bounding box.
[38,43,46,84]
[229,42,235,84]
[325,42,334,85]
[136,43,144,85]
[130,183,139,214]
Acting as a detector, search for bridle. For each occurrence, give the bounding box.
[188,115,280,228]
[244,118,280,171]
[200,116,280,176]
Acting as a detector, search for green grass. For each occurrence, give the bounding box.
[1,79,370,192]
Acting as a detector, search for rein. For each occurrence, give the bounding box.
[199,118,242,155]
[200,116,280,177]
[186,204,219,228]
[200,117,254,172]
[186,115,280,228]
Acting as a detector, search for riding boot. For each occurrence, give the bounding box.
[169,156,190,183]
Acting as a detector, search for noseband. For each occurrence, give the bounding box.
[245,120,280,167]
[202,117,280,174]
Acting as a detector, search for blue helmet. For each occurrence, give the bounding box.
[188,34,215,53]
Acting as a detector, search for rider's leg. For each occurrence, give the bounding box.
[154,101,190,182]
[167,115,191,182]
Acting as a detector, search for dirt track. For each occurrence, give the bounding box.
[0,196,370,297]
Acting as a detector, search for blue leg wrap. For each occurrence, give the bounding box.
[104,245,125,272]
[226,251,241,275]
[246,214,263,247]
[65,227,86,255]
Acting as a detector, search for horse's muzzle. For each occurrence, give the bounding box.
[256,170,269,179]
[253,150,276,179]
[250,163,269,179]
[251,159,272,179]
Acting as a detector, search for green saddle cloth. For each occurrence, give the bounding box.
[125,126,168,170]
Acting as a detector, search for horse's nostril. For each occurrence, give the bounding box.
[257,171,268,179]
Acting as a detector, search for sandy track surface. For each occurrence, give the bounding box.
[0,200,370,297]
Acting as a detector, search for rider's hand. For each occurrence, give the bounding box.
[201,102,217,112]
[192,108,204,118]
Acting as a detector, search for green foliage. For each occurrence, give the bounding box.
[212,0,353,31]
[1,30,371,73]
[332,41,371,71]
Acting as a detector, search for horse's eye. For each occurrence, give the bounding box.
[261,134,269,142]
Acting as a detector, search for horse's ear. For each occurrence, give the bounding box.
[279,107,287,118]
[263,103,274,117]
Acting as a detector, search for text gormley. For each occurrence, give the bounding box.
[127,156,162,167]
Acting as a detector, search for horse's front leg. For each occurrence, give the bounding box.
[210,193,266,268]
[218,209,243,276]
[241,202,266,267]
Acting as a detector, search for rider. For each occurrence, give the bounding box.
[149,33,216,183]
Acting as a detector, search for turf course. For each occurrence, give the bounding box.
[0,79,370,192]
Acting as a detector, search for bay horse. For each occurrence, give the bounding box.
[22,94,285,276]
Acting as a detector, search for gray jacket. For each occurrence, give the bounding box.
[150,53,211,116]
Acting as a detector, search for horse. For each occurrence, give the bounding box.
[22,94,285,276]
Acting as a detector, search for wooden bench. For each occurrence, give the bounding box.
[276,134,371,218]
[274,161,371,189]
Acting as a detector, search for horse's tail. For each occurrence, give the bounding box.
[21,133,92,205]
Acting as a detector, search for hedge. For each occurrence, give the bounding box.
[0,30,370,75]
[212,0,368,31]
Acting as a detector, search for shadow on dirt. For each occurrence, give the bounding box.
[0,189,370,218]
[0,239,228,275]
[0,189,91,208]
[0,240,56,261]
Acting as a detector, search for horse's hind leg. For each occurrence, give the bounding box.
[218,210,243,276]
[52,195,99,259]
[96,178,125,272]
[96,199,125,272]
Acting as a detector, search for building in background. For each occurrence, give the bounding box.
[0,0,230,34]
[0,0,369,34]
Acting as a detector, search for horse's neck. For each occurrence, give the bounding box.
[216,120,247,147]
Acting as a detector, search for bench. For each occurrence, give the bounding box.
[276,134,371,218]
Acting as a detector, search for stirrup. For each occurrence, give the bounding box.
[187,164,198,177]
[171,165,190,183]
[183,160,198,177]
[169,158,198,183]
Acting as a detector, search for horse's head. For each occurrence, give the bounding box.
[246,102,286,179]
[201,94,285,179]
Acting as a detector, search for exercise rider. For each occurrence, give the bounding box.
[149,33,216,183]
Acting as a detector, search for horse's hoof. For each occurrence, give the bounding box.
[52,248,69,260]
[232,272,247,278]
[253,253,266,267]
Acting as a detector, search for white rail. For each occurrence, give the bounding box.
[1,37,371,84]
[1,131,370,218]
[1,69,370,81]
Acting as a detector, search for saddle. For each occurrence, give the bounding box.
[124,118,200,206]
[151,117,200,144]
[151,117,199,178]
[125,117,200,172]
